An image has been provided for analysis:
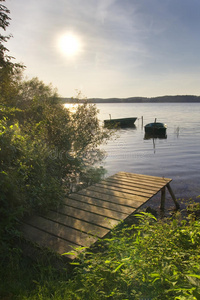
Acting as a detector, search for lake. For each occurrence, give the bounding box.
[95,103,200,208]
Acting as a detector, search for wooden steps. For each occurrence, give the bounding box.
[20,172,178,259]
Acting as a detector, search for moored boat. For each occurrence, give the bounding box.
[144,121,167,135]
[104,117,137,128]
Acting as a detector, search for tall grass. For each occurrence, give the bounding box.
[1,210,200,300]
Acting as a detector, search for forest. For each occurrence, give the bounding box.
[62,94,200,103]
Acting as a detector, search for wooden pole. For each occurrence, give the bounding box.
[166,183,180,209]
[160,187,166,210]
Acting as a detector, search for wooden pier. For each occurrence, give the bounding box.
[21,172,179,259]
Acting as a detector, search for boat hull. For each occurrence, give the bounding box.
[144,122,167,135]
[104,117,137,128]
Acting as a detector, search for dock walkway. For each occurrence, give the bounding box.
[21,172,179,259]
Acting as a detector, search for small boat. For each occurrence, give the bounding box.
[104,117,137,128]
[144,121,167,135]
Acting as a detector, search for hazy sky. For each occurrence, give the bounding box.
[5,0,200,98]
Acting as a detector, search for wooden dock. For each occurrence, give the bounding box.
[21,172,179,259]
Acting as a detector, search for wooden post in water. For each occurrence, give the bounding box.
[160,187,166,210]
[141,116,143,127]
[166,183,180,209]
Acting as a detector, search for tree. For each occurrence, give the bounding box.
[0,0,11,64]
[0,1,111,231]
[0,0,24,106]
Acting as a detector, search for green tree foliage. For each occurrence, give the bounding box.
[0,82,110,222]
[0,0,24,106]
[0,0,11,63]
[0,1,110,242]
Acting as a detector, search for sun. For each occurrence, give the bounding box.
[58,33,81,57]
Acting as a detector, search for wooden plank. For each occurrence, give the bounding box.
[63,197,128,220]
[111,174,168,184]
[88,184,154,198]
[115,172,171,184]
[21,223,78,258]
[106,176,160,188]
[117,172,171,184]
[54,205,119,229]
[106,176,167,190]
[96,180,158,195]
[68,193,135,214]
[46,210,109,238]
[109,174,171,191]
[24,216,98,247]
[20,172,175,259]
[78,188,149,207]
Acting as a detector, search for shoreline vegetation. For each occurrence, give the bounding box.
[1,2,200,299]
[61,94,200,103]
[2,208,200,299]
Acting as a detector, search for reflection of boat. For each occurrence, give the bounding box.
[144,129,167,154]
[144,132,167,140]
[144,121,167,135]
[104,117,137,128]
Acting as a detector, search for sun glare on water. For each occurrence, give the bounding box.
[58,33,81,57]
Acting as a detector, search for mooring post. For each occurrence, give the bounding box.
[166,183,180,210]
[160,187,166,210]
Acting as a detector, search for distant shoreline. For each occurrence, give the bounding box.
[60,95,200,103]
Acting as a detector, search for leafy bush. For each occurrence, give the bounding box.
[0,95,110,221]
[0,118,63,222]
[14,212,200,300]
[0,1,111,231]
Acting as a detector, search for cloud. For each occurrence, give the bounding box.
[6,0,200,97]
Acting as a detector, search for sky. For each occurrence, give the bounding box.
[5,0,200,98]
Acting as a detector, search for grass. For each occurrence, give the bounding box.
[1,205,200,300]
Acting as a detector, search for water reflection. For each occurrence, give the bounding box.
[144,133,167,154]
[144,133,167,140]
[174,126,180,138]
[115,124,136,130]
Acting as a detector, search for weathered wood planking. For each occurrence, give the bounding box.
[20,172,177,259]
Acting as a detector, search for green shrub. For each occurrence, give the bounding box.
[23,212,200,300]
[60,213,200,300]
[0,99,110,219]
[0,119,63,222]
[0,1,111,236]
[1,211,200,299]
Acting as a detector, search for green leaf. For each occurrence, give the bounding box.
[113,263,124,273]
[105,260,111,264]
[62,252,75,256]
[187,274,200,279]
[150,273,160,278]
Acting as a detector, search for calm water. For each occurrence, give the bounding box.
[96,103,200,204]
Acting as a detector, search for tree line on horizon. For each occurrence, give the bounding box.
[61,94,200,103]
